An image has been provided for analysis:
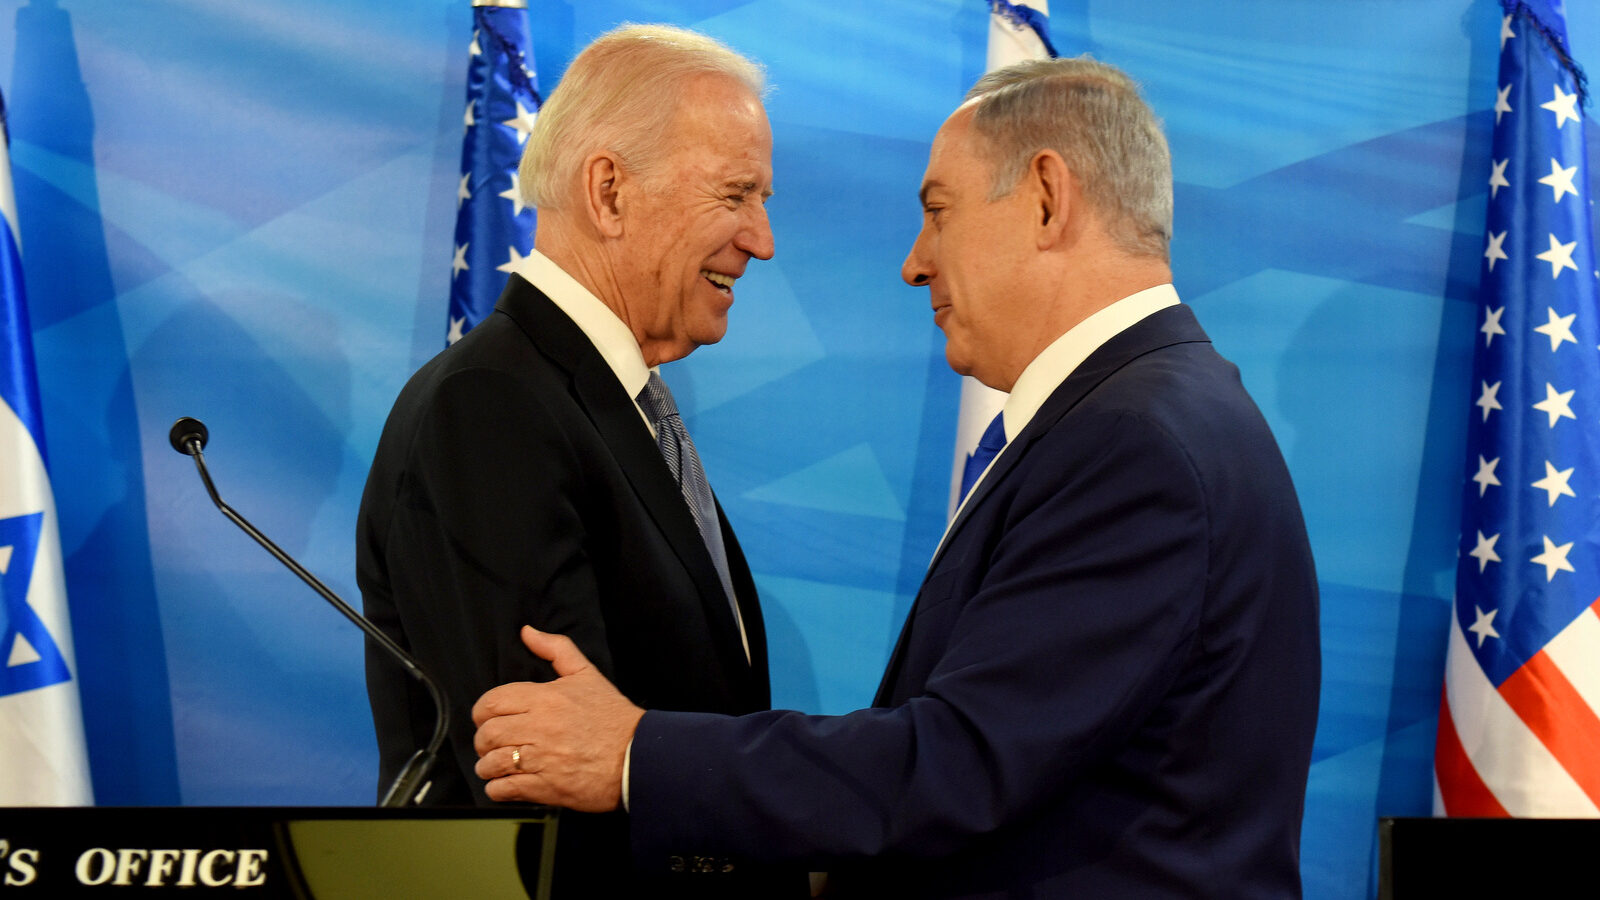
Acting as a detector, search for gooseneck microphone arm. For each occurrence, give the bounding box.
[168,416,449,808]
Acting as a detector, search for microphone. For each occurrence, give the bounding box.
[168,416,448,807]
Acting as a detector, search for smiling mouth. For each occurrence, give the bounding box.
[702,270,736,293]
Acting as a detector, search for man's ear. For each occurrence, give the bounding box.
[1030,149,1074,250]
[583,152,626,239]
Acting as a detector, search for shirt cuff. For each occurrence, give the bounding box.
[621,736,633,812]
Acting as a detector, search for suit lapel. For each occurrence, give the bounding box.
[927,305,1210,574]
[878,305,1211,701]
[494,277,753,684]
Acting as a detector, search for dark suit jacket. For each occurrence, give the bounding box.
[358,275,791,896]
[627,304,1321,898]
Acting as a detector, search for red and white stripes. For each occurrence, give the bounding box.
[1436,598,1600,816]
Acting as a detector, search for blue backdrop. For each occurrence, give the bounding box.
[3,1,1592,897]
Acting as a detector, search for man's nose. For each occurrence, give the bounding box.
[737,201,775,261]
[902,229,933,286]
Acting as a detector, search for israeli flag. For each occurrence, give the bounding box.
[947,2,1058,518]
[0,89,93,805]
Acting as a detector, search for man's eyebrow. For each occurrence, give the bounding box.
[726,179,774,199]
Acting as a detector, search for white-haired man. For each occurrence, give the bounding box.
[358,24,800,898]
[471,56,1321,899]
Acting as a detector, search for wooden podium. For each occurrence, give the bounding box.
[0,807,557,898]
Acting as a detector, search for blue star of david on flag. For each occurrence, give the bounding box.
[447,2,541,345]
[0,512,71,696]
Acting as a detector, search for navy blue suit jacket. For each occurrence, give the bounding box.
[358,277,796,896]
[628,304,1320,898]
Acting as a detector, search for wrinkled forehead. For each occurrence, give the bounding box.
[664,75,771,146]
[653,98,773,196]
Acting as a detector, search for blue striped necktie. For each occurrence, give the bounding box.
[637,372,741,617]
[959,412,1007,504]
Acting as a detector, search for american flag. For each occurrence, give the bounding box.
[1436,0,1600,817]
[447,0,540,346]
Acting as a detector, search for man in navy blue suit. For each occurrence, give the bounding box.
[471,56,1321,899]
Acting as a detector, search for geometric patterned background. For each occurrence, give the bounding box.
[5,2,1597,897]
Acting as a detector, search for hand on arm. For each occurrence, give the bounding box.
[473,626,645,811]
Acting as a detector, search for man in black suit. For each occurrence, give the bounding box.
[357,23,788,896]
[470,56,1321,898]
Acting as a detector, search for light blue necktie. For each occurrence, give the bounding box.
[958,412,1007,504]
[637,372,739,610]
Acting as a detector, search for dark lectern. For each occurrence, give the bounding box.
[0,806,557,898]
[1379,816,1598,898]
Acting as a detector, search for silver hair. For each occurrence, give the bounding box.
[964,56,1172,259]
[518,24,765,211]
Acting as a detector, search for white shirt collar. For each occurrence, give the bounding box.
[507,249,652,403]
[1000,283,1181,441]
[938,284,1181,548]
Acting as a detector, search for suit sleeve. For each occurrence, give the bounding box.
[377,366,616,787]
[628,408,1211,864]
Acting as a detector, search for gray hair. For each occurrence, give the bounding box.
[965,56,1172,259]
[519,24,765,211]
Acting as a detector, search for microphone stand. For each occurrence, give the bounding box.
[168,417,448,807]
